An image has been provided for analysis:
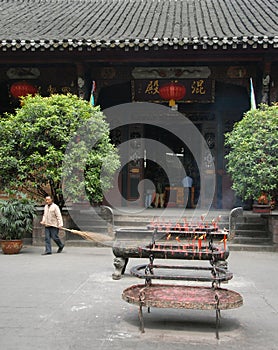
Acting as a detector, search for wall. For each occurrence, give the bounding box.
[268,214,278,244]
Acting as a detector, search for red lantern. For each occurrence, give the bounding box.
[158,82,186,107]
[10,81,38,99]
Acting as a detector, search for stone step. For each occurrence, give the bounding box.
[114,216,230,226]
[71,215,107,224]
[236,223,267,230]
[72,221,108,233]
[114,221,150,229]
[70,208,110,234]
[71,216,108,224]
[236,215,268,224]
[229,243,278,252]
[114,213,230,220]
[75,222,109,230]
[235,229,269,237]
[65,240,113,248]
[232,236,272,245]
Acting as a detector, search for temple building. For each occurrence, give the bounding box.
[0,0,277,209]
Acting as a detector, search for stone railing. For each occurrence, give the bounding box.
[268,213,278,244]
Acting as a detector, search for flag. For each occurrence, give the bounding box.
[90,81,96,106]
[250,78,256,110]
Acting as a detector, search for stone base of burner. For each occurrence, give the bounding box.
[112,257,129,280]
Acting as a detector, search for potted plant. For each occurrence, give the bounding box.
[225,103,278,213]
[0,192,37,254]
[252,193,272,213]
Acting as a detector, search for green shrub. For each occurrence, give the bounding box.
[0,94,120,208]
[225,103,278,203]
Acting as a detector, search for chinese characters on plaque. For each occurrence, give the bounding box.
[132,79,215,103]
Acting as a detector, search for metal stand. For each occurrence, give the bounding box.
[122,226,243,339]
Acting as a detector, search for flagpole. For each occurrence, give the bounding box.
[250,78,256,110]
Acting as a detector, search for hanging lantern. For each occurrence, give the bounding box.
[10,81,38,99]
[158,82,186,107]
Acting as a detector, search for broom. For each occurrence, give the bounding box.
[61,227,113,245]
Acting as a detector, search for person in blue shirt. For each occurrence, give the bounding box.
[182,174,193,208]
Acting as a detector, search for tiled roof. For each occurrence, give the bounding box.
[0,0,277,52]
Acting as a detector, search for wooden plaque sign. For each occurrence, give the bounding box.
[132,79,215,103]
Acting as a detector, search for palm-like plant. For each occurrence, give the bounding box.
[0,192,37,240]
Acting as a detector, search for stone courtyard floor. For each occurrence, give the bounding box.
[0,246,277,350]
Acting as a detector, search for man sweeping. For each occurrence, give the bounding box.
[40,195,64,255]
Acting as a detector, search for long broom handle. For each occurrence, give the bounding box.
[41,223,112,242]
[42,224,90,234]
[61,227,76,233]
[61,227,113,242]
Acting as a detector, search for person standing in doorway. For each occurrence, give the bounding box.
[40,195,64,255]
[144,179,155,208]
[154,175,165,208]
[182,173,193,208]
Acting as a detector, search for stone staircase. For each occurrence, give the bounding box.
[64,207,276,251]
[113,210,231,230]
[65,206,114,246]
[114,217,222,229]
[114,210,277,252]
[229,212,274,251]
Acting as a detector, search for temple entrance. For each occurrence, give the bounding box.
[108,122,201,208]
[143,124,200,208]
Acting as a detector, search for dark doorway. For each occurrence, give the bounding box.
[144,125,200,207]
